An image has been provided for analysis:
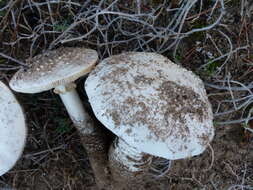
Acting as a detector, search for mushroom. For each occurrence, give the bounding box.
[9,47,112,189]
[85,52,214,186]
[0,81,27,176]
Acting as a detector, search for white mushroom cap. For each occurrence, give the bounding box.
[85,52,214,160]
[0,81,27,175]
[10,47,98,93]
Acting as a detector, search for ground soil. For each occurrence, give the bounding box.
[0,1,253,189]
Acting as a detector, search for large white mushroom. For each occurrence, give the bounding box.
[85,52,214,186]
[0,81,27,176]
[9,47,111,189]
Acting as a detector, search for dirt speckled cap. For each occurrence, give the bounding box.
[85,52,214,160]
[0,81,27,175]
[10,47,98,93]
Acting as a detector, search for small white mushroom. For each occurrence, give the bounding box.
[10,47,98,133]
[85,52,214,183]
[0,81,27,176]
[9,47,111,189]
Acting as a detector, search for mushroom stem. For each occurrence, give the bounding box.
[54,83,94,134]
[54,83,112,189]
[109,138,153,188]
[110,138,147,172]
